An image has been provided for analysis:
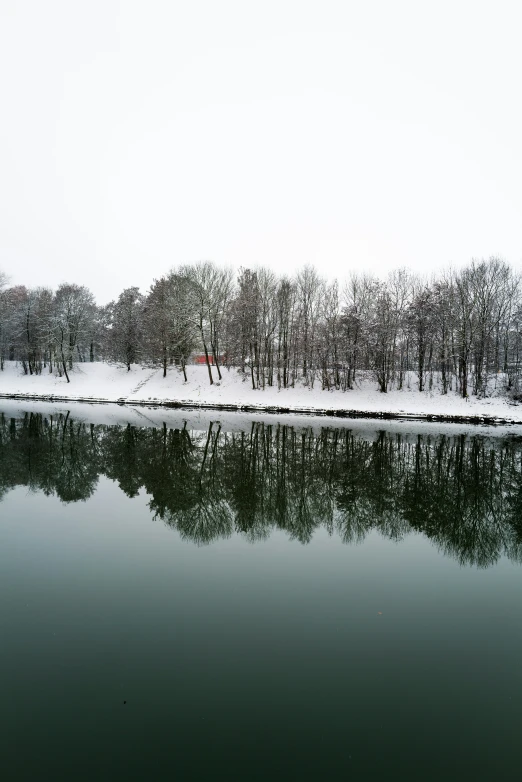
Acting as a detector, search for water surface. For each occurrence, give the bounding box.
[1,409,521,780]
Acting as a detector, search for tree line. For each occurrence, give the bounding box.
[1,257,521,396]
[1,412,522,567]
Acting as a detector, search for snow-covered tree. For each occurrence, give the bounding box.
[108,287,144,370]
[53,284,96,382]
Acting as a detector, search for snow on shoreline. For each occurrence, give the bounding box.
[1,361,522,426]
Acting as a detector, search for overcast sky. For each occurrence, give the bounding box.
[1,0,521,302]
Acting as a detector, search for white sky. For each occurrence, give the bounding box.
[1,0,521,302]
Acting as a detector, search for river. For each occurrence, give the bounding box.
[1,408,521,780]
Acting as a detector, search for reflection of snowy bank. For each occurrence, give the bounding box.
[1,361,522,426]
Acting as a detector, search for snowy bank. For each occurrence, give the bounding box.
[1,361,522,425]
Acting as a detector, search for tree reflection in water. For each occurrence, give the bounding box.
[2,411,522,567]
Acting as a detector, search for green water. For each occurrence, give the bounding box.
[1,410,522,781]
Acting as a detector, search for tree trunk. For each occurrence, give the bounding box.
[203,340,213,384]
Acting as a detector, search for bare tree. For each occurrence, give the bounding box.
[179,261,234,385]
[53,284,96,382]
[295,265,324,386]
[406,280,435,392]
[342,272,378,389]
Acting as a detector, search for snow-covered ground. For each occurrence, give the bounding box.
[1,361,522,424]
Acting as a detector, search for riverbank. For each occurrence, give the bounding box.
[1,361,521,425]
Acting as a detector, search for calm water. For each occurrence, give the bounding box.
[1,409,522,781]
